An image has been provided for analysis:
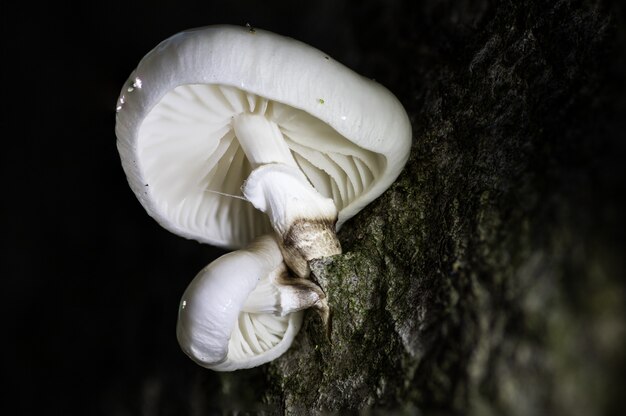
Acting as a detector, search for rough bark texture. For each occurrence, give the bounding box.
[208,1,625,414]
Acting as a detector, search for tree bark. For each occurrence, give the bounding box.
[209,1,625,414]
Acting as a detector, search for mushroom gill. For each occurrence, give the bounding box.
[138,84,384,248]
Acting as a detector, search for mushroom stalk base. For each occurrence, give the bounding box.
[241,262,328,317]
[243,164,342,278]
[233,112,342,277]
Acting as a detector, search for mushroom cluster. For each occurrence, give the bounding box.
[115,25,411,371]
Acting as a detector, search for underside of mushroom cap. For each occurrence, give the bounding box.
[116,25,412,249]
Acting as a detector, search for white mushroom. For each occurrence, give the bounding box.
[115,25,412,369]
[177,235,324,371]
[115,24,412,271]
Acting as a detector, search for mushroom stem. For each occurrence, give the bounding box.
[241,262,328,318]
[243,164,342,278]
[271,270,330,332]
[233,112,342,278]
[232,113,299,169]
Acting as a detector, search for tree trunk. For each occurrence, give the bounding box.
[209,1,625,414]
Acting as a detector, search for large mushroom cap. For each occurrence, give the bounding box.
[116,25,412,249]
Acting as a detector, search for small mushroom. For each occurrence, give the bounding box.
[177,235,324,371]
[115,25,412,272]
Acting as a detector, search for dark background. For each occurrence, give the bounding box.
[3,0,625,414]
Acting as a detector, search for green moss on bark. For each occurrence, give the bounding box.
[211,1,626,414]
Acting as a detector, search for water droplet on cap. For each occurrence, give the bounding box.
[116,95,126,112]
[127,78,143,92]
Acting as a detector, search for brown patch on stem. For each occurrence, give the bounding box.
[280,218,342,279]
